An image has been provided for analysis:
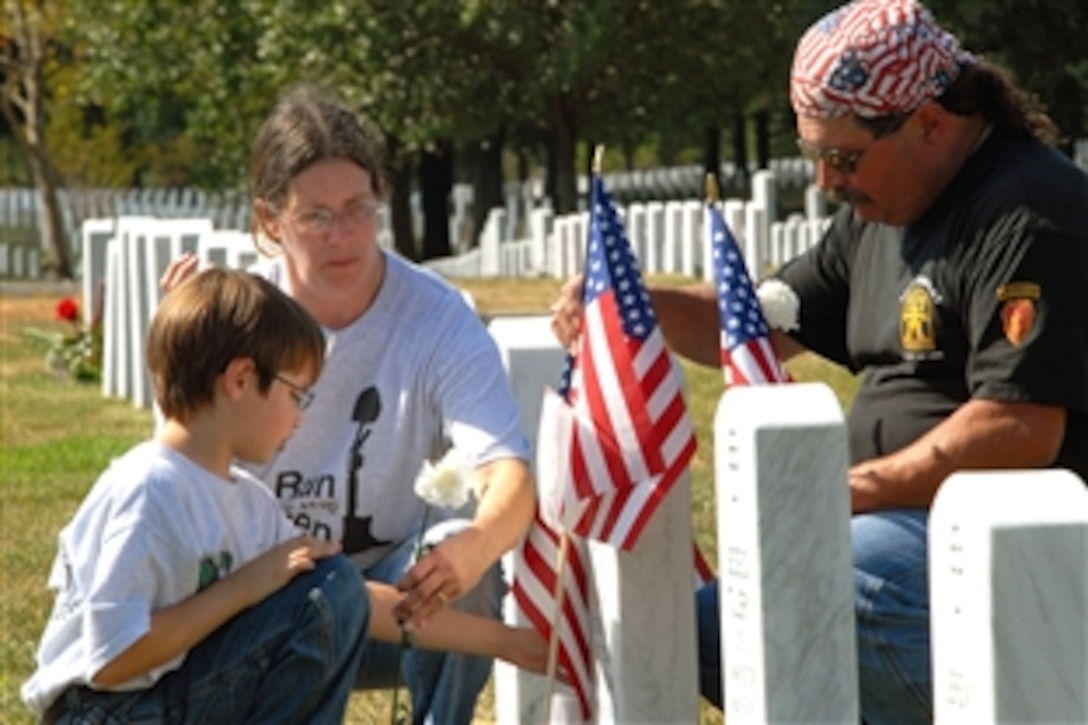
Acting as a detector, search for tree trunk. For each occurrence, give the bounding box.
[731,111,749,187]
[419,140,453,261]
[384,135,416,259]
[2,1,72,279]
[702,126,722,198]
[547,95,577,214]
[544,137,558,204]
[755,108,771,170]
[470,133,505,247]
[657,128,679,168]
[27,146,71,279]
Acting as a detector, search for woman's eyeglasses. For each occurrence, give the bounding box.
[289,199,383,236]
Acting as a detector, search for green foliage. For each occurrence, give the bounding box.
[928,0,1088,143]
[21,0,1088,197]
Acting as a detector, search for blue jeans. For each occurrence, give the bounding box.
[354,518,505,725]
[51,555,368,724]
[697,509,932,724]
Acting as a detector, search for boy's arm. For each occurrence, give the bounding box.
[93,536,339,687]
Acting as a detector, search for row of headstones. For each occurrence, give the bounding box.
[1,187,253,264]
[85,217,262,412]
[2,156,817,266]
[0,242,41,279]
[484,321,1088,722]
[426,170,830,281]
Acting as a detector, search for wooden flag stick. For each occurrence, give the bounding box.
[705,171,721,203]
[593,145,606,175]
[541,531,572,725]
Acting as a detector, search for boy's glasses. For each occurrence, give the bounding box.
[275,374,315,411]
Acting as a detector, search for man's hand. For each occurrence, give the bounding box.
[550,274,586,351]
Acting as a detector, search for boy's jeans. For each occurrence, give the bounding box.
[697,509,932,724]
[49,554,368,724]
[354,518,505,725]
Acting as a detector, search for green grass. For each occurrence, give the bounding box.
[0,278,858,723]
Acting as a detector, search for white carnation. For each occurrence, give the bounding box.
[414,448,472,509]
[757,279,801,332]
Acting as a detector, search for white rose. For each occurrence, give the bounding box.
[756,279,801,332]
[414,448,472,509]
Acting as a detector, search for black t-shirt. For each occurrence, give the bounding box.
[778,130,1088,480]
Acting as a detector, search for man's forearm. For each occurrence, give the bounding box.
[648,284,720,367]
[849,399,1066,513]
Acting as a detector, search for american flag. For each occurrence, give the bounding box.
[559,175,698,549]
[706,203,790,385]
[510,175,700,721]
[511,509,593,720]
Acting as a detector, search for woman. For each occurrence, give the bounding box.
[165,85,536,724]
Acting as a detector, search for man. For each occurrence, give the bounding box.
[551,0,1088,721]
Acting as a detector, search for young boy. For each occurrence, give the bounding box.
[24,268,553,723]
[22,268,366,723]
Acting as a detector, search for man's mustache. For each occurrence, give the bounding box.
[825,188,871,206]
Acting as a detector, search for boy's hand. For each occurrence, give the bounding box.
[499,626,570,683]
[233,536,342,607]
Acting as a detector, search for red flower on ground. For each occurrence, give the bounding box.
[55,298,80,323]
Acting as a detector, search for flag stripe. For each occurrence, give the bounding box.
[511,513,593,719]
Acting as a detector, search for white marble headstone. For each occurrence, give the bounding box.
[930,469,1088,724]
[717,382,858,724]
[488,315,581,722]
[585,471,700,724]
[101,242,122,399]
[489,316,700,723]
[80,218,115,326]
[121,218,155,409]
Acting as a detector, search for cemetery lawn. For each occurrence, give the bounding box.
[0,276,857,724]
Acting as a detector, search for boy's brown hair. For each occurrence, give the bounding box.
[147,268,326,420]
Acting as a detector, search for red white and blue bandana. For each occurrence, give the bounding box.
[791,0,974,119]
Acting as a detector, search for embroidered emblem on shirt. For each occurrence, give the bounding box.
[997,282,1040,347]
[899,277,941,356]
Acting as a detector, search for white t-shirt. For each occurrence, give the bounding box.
[253,251,531,569]
[21,441,299,716]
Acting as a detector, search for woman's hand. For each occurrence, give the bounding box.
[393,527,486,628]
[160,252,201,293]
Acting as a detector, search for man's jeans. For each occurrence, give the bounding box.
[354,518,505,725]
[697,509,932,724]
[50,555,368,724]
